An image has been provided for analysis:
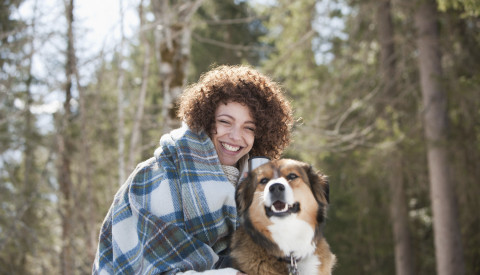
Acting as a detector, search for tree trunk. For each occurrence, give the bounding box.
[388,153,415,275]
[117,0,126,185]
[152,0,203,133]
[414,1,465,274]
[128,0,150,172]
[20,6,37,272]
[74,24,95,269]
[59,0,75,273]
[376,1,415,274]
[377,0,396,96]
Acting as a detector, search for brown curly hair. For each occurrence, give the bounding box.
[177,65,293,159]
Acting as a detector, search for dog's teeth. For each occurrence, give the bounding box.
[271,204,290,213]
[271,206,281,213]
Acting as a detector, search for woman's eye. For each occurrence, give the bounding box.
[260,178,269,184]
[219,120,230,125]
[286,173,298,181]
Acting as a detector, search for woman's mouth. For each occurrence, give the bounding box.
[221,142,241,152]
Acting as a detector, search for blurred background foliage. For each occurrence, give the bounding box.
[1,0,479,274]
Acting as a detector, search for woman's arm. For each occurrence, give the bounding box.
[178,268,244,275]
[93,157,227,274]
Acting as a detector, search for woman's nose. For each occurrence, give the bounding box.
[228,126,241,140]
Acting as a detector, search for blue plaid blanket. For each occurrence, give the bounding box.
[93,124,240,274]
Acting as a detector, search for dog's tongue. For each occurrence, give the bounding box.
[273,201,286,211]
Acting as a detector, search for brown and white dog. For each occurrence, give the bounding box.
[230,159,336,275]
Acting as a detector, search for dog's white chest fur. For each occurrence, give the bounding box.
[268,215,320,274]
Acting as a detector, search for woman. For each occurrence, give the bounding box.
[93,65,293,274]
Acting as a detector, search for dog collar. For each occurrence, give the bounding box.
[279,253,300,275]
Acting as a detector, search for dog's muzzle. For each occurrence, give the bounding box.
[264,182,300,217]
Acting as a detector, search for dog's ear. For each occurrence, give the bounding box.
[235,172,256,215]
[304,164,329,204]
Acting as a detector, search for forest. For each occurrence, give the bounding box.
[1,0,479,274]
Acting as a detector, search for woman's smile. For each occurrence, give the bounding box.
[221,142,241,152]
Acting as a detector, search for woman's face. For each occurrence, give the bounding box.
[211,101,255,166]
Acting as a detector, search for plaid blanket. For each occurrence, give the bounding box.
[93,124,241,274]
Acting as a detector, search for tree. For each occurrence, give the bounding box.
[116,0,127,185]
[438,0,480,16]
[127,0,151,173]
[57,0,76,273]
[151,0,203,133]
[440,6,480,274]
[376,1,415,275]
[190,0,267,79]
[414,0,465,274]
[0,0,49,273]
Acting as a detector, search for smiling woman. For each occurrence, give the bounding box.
[178,65,293,159]
[93,64,294,275]
[211,102,255,166]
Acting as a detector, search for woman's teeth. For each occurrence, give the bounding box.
[222,142,241,152]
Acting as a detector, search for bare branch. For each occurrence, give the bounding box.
[265,29,316,73]
[192,32,271,52]
[181,0,205,22]
[204,15,267,25]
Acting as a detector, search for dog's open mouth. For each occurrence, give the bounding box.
[265,201,300,217]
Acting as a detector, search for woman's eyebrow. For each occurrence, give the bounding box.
[216,114,233,119]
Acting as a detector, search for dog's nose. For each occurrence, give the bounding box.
[269,183,285,196]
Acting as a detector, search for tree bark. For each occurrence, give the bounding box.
[117,0,126,185]
[59,0,75,273]
[377,0,396,97]
[152,0,203,133]
[20,1,38,271]
[388,153,415,275]
[376,1,415,274]
[127,0,150,172]
[414,1,465,274]
[74,22,95,269]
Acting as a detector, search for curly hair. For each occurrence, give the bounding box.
[177,65,293,159]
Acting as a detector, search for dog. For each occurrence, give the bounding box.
[230,159,336,275]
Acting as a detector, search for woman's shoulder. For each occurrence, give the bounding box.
[128,156,164,184]
[156,124,213,157]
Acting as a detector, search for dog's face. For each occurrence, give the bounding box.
[236,159,330,237]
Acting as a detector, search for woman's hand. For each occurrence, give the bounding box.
[178,268,244,274]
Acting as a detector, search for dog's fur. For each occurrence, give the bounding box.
[230,159,336,275]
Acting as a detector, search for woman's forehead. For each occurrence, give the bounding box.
[215,101,255,122]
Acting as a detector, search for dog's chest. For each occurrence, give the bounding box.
[267,215,316,258]
[297,254,321,275]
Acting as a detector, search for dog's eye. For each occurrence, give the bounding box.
[259,178,269,184]
[286,173,298,181]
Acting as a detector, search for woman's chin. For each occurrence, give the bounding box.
[220,159,237,166]
[219,154,242,166]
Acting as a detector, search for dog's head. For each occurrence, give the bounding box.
[236,159,330,236]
